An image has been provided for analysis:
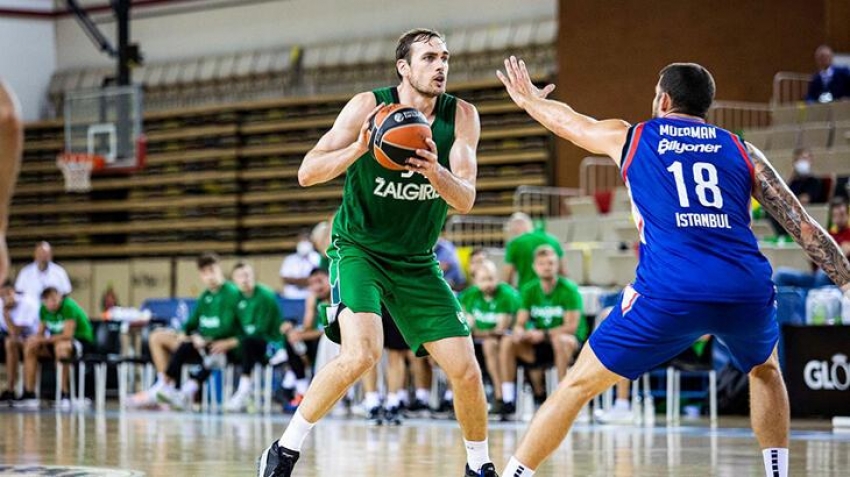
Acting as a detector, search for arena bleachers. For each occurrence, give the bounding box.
[12,81,554,261]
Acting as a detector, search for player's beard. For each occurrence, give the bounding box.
[411,75,444,98]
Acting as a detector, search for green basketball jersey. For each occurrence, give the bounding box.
[236,283,283,343]
[332,87,458,258]
[459,283,520,331]
[519,277,587,341]
[40,297,93,344]
[183,281,242,340]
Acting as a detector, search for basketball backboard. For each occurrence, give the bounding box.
[63,85,145,173]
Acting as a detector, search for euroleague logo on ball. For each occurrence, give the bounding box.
[370,104,432,171]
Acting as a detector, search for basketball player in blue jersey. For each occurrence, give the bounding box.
[0,80,22,284]
[497,57,850,477]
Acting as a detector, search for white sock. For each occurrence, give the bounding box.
[181,379,199,398]
[364,392,381,409]
[415,388,430,402]
[502,382,516,403]
[444,390,453,402]
[279,409,315,452]
[282,370,296,389]
[151,375,166,392]
[762,448,788,477]
[237,375,252,394]
[464,439,490,472]
[614,398,630,411]
[295,378,309,396]
[397,389,409,405]
[503,456,535,476]
[386,393,400,409]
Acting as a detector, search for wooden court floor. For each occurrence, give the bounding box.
[1,409,849,476]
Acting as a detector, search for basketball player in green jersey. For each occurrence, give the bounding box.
[0,80,22,284]
[259,29,498,477]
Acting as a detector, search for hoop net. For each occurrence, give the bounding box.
[57,153,105,193]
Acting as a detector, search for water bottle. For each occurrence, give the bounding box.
[173,300,189,330]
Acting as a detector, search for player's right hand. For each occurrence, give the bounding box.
[356,102,385,152]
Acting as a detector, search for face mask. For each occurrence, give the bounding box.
[297,241,314,256]
[795,160,811,176]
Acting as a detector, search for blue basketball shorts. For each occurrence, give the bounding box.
[589,286,779,380]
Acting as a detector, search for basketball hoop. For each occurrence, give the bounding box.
[57,153,106,193]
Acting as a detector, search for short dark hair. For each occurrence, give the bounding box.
[309,267,328,277]
[41,286,59,300]
[197,252,220,270]
[830,197,847,212]
[395,28,444,80]
[470,247,487,258]
[232,261,249,273]
[658,63,715,119]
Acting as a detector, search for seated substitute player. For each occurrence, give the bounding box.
[280,267,329,409]
[130,253,242,410]
[496,57,850,477]
[503,245,585,408]
[1,280,40,404]
[459,259,520,416]
[225,262,284,412]
[19,287,94,409]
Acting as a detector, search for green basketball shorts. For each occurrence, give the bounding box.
[323,239,470,356]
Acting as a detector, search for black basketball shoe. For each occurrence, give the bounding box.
[257,440,299,477]
[367,405,384,426]
[384,406,402,426]
[465,462,499,476]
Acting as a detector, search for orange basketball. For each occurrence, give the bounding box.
[370,104,432,171]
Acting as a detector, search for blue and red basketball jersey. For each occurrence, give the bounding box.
[620,116,774,303]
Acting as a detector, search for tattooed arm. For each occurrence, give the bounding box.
[749,142,850,291]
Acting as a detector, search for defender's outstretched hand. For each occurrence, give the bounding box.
[496,56,556,109]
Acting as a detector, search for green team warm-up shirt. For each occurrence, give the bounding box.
[40,297,93,343]
[520,276,587,342]
[459,283,520,331]
[236,283,283,343]
[183,281,242,340]
[505,230,564,289]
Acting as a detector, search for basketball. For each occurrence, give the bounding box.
[370,104,432,171]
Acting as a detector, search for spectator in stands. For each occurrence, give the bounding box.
[15,241,72,303]
[435,235,466,290]
[225,262,284,412]
[806,45,850,103]
[0,280,40,404]
[311,221,331,272]
[280,234,321,299]
[503,245,586,407]
[18,287,93,409]
[503,212,564,289]
[774,198,850,288]
[130,253,242,410]
[459,260,520,417]
[788,148,825,205]
[280,267,328,410]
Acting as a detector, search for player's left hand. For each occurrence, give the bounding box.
[497,56,556,109]
[406,138,441,179]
